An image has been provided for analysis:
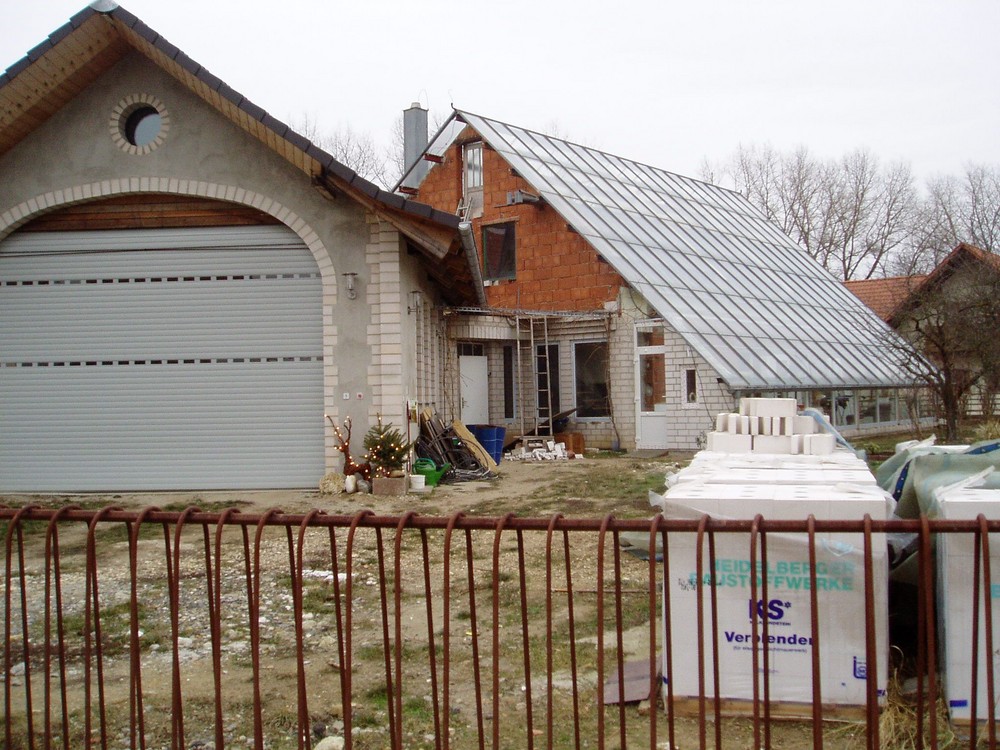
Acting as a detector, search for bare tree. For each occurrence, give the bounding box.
[897,165,1000,275]
[291,114,396,189]
[706,146,917,280]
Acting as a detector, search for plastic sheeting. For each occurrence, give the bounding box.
[875,437,1000,518]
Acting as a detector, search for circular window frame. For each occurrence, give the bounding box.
[110,94,169,154]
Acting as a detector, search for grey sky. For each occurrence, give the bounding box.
[4,0,998,183]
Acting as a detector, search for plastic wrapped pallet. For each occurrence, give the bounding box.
[935,477,1000,724]
[653,483,890,712]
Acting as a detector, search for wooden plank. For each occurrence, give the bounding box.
[662,695,869,721]
[19,195,280,232]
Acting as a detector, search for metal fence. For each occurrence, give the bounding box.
[1,506,997,750]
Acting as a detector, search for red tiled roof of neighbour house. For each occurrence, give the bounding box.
[882,243,1000,325]
[843,275,926,322]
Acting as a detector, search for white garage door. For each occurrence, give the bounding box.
[0,225,324,491]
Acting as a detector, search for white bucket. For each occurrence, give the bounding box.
[409,474,426,490]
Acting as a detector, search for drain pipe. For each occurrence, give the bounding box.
[458,221,488,307]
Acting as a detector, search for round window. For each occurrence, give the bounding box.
[124,105,162,147]
[111,95,169,154]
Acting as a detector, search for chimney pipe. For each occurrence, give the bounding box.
[401,102,429,191]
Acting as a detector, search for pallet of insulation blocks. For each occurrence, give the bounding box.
[706,397,836,455]
[654,397,889,716]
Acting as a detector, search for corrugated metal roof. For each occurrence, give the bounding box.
[450,109,914,391]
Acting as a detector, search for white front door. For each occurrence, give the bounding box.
[637,352,669,450]
[459,355,489,425]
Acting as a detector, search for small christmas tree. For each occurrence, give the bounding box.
[363,415,412,477]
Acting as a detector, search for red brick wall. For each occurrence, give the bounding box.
[414,129,623,311]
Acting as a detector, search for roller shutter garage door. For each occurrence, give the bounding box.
[0,225,324,491]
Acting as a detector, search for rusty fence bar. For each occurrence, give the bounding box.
[2,507,998,750]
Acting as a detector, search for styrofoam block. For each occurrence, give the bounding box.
[706,431,753,453]
[739,397,755,416]
[790,434,803,454]
[753,434,793,454]
[716,413,728,432]
[673,467,876,486]
[727,414,740,433]
[761,417,773,436]
[793,415,817,434]
[937,492,1000,721]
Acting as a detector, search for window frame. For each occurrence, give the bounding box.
[482,220,517,282]
[683,367,699,406]
[573,340,611,420]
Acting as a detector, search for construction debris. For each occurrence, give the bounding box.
[505,439,577,461]
[414,409,497,482]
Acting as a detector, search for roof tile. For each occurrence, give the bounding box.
[843,276,924,321]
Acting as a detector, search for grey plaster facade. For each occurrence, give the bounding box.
[0,52,443,481]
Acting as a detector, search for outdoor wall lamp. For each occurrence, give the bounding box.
[342,272,357,300]
[408,290,423,315]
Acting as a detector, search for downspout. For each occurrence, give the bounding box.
[458,221,488,307]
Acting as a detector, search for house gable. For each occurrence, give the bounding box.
[412,127,623,312]
[0,2,476,287]
[404,109,914,391]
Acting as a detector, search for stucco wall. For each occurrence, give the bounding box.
[0,52,428,476]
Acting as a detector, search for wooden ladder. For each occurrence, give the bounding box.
[518,315,553,449]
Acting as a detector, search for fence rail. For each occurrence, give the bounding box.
[2,506,998,749]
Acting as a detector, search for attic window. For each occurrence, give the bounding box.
[125,106,161,147]
[111,95,169,154]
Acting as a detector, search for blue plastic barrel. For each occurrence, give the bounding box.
[484,426,505,464]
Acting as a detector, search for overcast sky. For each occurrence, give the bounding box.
[4,0,999,185]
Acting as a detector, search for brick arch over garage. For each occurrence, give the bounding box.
[0,178,338,292]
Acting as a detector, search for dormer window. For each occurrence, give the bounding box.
[462,142,484,219]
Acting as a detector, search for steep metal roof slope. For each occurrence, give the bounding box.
[454,110,912,391]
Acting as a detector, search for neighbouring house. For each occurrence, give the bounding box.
[398,108,921,450]
[848,244,1000,423]
[0,3,479,491]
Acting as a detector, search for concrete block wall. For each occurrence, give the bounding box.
[365,216,406,429]
[660,325,733,450]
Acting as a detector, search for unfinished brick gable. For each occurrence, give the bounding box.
[413,128,623,311]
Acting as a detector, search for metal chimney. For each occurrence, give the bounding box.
[401,102,429,191]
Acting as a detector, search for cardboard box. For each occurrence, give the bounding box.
[554,432,585,454]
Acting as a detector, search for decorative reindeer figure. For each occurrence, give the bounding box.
[326,415,371,480]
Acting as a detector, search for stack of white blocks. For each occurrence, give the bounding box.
[706,397,836,455]
[656,397,888,711]
[935,485,1000,723]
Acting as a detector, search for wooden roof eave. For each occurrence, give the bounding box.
[315,168,458,260]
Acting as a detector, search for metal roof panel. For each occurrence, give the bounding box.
[455,108,913,391]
